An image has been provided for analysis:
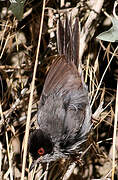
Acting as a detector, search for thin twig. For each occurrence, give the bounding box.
[62,162,76,180]
[44,163,49,180]
[5,88,28,118]
[0,88,28,130]
[91,46,118,108]
[0,142,2,178]
[0,20,8,47]
[0,103,13,180]
[0,33,10,59]
[21,0,46,179]
[112,80,118,180]
[5,131,13,180]
[80,0,104,60]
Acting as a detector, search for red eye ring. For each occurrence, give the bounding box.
[37,147,45,156]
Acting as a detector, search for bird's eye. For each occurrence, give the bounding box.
[37,147,45,156]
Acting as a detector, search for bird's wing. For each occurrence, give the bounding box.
[60,86,91,152]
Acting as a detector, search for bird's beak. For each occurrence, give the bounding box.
[29,152,66,172]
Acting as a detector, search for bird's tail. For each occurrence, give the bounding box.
[57,14,80,68]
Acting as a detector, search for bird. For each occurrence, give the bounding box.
[28,14,92,171]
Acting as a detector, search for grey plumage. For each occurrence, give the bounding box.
[28,14,92,166]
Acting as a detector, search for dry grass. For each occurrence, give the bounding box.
[0,0,118,179]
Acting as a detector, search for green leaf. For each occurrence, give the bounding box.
[96,17,118,42]
[9,0,26,21]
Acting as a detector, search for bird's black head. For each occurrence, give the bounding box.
[28,129,53,160]
[28,129,68,171]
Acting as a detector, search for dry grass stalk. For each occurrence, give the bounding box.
[21,0,46,179]
[91,46,118,108]
[112,79,118,180]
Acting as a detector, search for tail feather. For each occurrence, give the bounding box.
[57,14,80,68]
